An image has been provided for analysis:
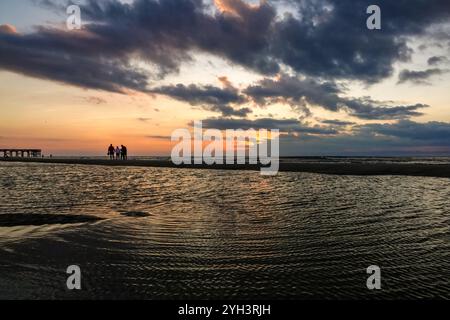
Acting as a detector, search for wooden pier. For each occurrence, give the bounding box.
[0,149,42,158]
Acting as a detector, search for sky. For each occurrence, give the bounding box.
[0,0,449,156]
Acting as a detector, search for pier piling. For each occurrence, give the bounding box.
[1,149,42,158]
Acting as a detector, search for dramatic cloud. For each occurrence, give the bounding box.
[398,68,448,84]
[244,76,341,113]
[244,75,429,119]
[343,99,428,120]
[0,0,447,140]
[153,75,428,119]
[0,25,150,92]
[0,0,449,94]
[271,0,449,83]
[278,120,450,155]
[195,117,450,155]
[427,56,449,66]
[0,0,278,92]
[151,83,251,117]
[321,120,355,126]
[358,120,450,142]
[151,84,244,106]
[199,117,338,135]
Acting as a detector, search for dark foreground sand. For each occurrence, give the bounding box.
[2,157,449,178]
[0,213,103,227]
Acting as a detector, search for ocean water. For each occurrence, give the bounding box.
[0,161,449,299]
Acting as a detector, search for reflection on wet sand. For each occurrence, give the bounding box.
[0,162,449,299]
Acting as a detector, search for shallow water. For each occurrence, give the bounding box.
[0,162,449,299]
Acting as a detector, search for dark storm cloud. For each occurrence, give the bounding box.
[358,120,450,142]
[427,56,449,66]
[209,105,252,117]
[0,27,150,92]
[153,74,428,120]
[279,134,450,156]
[32,0,279,79]
[272,0,450,83]
[200,117,299,129]
[81,0,279,74]
[276,119,450,155]
[150,83,251,117]
[244,75,429,120]
[199,117,338,134]
[75,0,449,83]
[196,117,450,155]
[398,68,448,84]
[0,0,280,93]
[1,0,449,94]
[321,120,355,126]
[342,98,428,120]
[151,84,245,106]
[244,76,342,111]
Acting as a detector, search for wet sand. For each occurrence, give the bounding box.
[1,157,449,178]
[1,161,449,299]
[0,213,103,227]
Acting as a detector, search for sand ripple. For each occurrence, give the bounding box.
[0,162,449,299]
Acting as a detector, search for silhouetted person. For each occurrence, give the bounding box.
[115,146,121,160]
[121,145,128,160]
[108,144,115,160]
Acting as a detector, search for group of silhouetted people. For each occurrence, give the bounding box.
[108,144,127,160]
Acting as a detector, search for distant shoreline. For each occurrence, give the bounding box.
[1,157,450,178]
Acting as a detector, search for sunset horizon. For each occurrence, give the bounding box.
[1,0,450,157]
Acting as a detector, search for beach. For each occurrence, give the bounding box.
[1,157,450,178]
[1,161,449,299]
